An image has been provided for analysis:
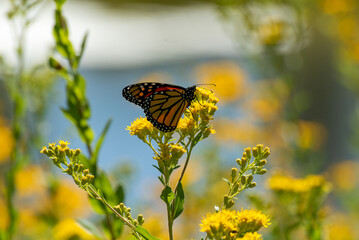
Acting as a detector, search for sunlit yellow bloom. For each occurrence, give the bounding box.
[235,209,271,233]
[59,140,69,149]
[0,118,14,163]
[196,61,247,103]
[200,209,270,239]
[321,0,356,15]
[237,232,262,240]
[53,218,97,240]
[329,160,359,191]
[200,210,237,239]
[170,144,186,160]
[177,117,195,136]
[126,117,157,141]
[52,180,91,219]
[19,209,47,236]
[337,17,358,44]
[257,19,285,45]
[142,214,168,240]
[248,97,281,122]
[268,174,331,194]
[297,120,327,150]
[15,165,47,196]
[196,87,219,104]
[326,214,356,240]
[214,118,262,145]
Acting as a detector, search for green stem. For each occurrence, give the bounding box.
[88,186,138,231]
[166,202,174,240]
[174,140,194,193]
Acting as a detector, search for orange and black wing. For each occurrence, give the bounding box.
[123,82,196,132]
[143,88,190,132]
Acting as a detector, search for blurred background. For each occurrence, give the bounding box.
[1,0,359,239]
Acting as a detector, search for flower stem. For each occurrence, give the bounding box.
[166,202,174,240]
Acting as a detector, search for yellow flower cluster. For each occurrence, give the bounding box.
[40,141,94,188]
[126,117,157,141]
[0,118,14,163]
[268,174,331,194]
[153,143,186,167]
[196,61,247,103]
[53,218,97,240]
[200,209,270,239]
[236,232,262,240]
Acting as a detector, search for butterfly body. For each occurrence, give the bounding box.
[122,82,196,132]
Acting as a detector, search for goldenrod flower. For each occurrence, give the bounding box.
[321,0,355,15]
[15,165,47,197]
[126,117,157,141]
[236,232,262,240]
[235,209,270,233]
[52,180,91,219]
[329,160,359,191]
[196,61,246,103]
[177,117,195,136]
[53,218,97,240]
[200,209,270,239]
[0,118,14,163]
[59,140,69,149]
[268,174,331,194]
[200,210,237,239]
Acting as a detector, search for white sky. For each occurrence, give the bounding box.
[0,1,238,69]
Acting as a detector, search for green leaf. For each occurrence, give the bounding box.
[91,118,112,166]
[82,127,94,144]
[78,31,89,63]
[135,226,162,240]
[172,182,185,220]
[95,171,115,203]
[55,0,67,9]
[222,178,231,186]
[88,171,116,215]
[49,57,63,70]
[192,131,203,147]
[88,196,106,215]
[115,184,125,204]
[160,186,175,204]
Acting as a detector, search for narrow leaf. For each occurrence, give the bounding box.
[135,226,162,240]
[91,118,112,165]
[78,31,89,63]
[172,182,185,220]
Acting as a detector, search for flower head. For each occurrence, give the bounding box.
[268,174,331,194]
[126,117,157,141]
[200,209,270,239]
[237,232,262,240]
[0,118,14,163]
[196,61,246,103]
[53,218,97,240]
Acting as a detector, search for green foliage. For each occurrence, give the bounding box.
[222,144,270,209]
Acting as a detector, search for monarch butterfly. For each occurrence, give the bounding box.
[122,82,197,132]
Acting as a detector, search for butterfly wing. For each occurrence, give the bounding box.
[144,88,189,132]
[123,82,196,132]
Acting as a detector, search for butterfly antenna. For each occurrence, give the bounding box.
[195,83,216,93]
[196,83,216,87]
